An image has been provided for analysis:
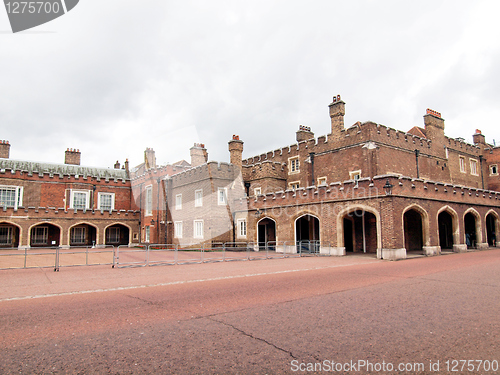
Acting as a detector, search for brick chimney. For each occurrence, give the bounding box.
[296,125,314,142]
[114,160,121,169]
[65,148,81,165]
[473,129,486,145]
[329,95,345,138]
[0,140,10,159]
[144,148,156,170]
[228,135,244,168]
[190,143,208,167]
[423,108,445,143]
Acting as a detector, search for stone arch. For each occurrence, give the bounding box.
[257,216,277,247]
[294,213,320,254]
[28,221,62,247]
[337,205,381,253]
[104,222,131,246]
[485,209,499,247]
[463,208,482,248]
[437,206,459,250]
[68,222,99,247]
[0,221,22,248]
[402,204,430,253]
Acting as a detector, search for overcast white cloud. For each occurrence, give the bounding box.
[1,1,500,168]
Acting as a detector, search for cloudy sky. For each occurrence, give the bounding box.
[1,1,499,169]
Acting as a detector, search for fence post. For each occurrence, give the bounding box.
[24,247,27,269]
[54,247,59,272]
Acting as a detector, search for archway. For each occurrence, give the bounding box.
[295,214,320,253]
[404,209,424,253]
[486,212,497,247]
[257,218,276,249]
[30,223,60,247]
[438,211,454,250]
[0,223,20,248]
[105,224,130,246]
[70,223,97,247]
[464,212,478,249]
[342,210,377,254]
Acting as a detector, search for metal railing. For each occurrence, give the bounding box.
[0,245,115,271]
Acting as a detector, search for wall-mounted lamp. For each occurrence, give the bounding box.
[383,179,394,196]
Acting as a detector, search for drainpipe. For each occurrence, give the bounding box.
[415,150,420,179]
[479,155,485,189]
[157,178,161,244]
[309,152,315,186]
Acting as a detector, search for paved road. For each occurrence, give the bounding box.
[0,251,499,374]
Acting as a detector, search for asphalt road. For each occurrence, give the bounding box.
[0,251,499,374]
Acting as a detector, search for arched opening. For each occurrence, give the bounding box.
[404,209,424,253]
[438,211,454,250]
[295,214,320,253]
[486,213,497,247]
[105,224,130,246]
[30,223,60,247]
[70,224,97,247]
[257,218,276,249]
[342,210,377,254]
[464,212,477,249]
[0,223,20,248]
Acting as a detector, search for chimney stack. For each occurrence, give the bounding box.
[329,95,345,138]
[296,125,314,142]
[0,140,10,159]
[190,143,208,167]
[228,135,244,168]
[423,109,445,142]
[114,160,121,169]
[65,148,81,165]
[473,129,486,145]
[144,148,156,170]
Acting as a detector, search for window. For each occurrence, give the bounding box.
[145,185,153,216]
[0,227,12,245]
[174,221,183,238]
[288,157,300,174]
[289,181,300,190]
[459,156,466,173]
[70,190,90,210]
[175,194,182,210]
[317,177,327,186]
[70,227,86,244]
[195,190,203,207]
[218,188,227,205]
[31,226,48,245]
[254,187,262,196]
[490,164,498,176]
[98,192,115,211]
[0,186,23,209]
[194,220,204,239]
[470,159,478,176]
[106,227,120,243]
[144,226,150,242]
[237,219,247,238]
[349,170,362,181]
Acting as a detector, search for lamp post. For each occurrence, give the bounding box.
[383,179,393,196]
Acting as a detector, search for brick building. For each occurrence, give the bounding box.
[230,96,500,259]
[0,143,140,248]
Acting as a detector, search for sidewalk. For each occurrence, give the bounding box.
[0,255,380,301]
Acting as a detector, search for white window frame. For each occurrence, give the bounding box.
[175,194,183,210]
[289,181,300,190]
[145,185,153,216]
[237,219,247,239]
[254,187,262,196]
[459,156,466,173]
[218,188,228,206]
[70,190,90,210]
[0,185,23,209]
[144,225,150,243]
[97,192,115,211]
[31,226,48,245]
[470,158,478,176]
[349,170,362,181]
[317,177,327,186]
[0,226,13,245]
[106,227,120,243]
[288,156,300,174]
[194,220,204,239]
[194,189,203,207]
[174,221,183,239]
[490,164,498,176]
[70,226,86,244]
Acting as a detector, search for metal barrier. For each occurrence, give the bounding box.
[114,245,148,268]
[0,245,115,271]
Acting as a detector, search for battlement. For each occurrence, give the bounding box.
[170,161,240,187]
